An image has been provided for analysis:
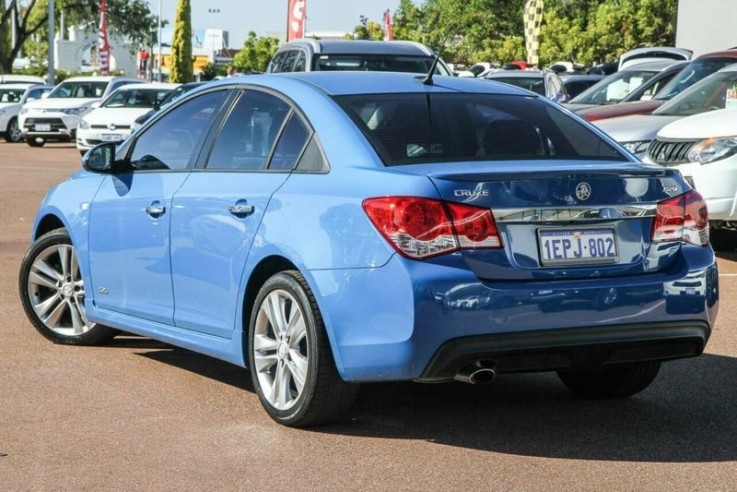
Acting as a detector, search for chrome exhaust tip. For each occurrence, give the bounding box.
[454,363,497,384]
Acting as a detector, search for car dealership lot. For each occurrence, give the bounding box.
[0,143,735,489]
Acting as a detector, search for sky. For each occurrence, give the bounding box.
[147,0,404,48]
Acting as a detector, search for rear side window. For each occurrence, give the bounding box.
[336,93,626,166]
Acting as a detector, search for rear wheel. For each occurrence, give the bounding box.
[4,117,22,143]
[18,228,118,345]
[26,137,46,147]
[248,271,358,427]
[557,361,661,399]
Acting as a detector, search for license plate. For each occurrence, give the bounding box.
[101,133,122,142]
[538,228,618,266]
[35,123,51,132]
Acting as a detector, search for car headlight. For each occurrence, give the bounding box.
[622,140,651,157]
[59,106,88,115]
[78,119,90,130]
[687,136,737,164]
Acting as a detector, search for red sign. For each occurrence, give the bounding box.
[98,0,110,74]
[384,9,392,41]
[287,0,306,41]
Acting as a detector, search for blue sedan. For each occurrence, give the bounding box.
[18,72,718,427]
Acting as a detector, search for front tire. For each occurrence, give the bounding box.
[557,361,661,399]
[18,228,118,345]
[4,117,22,143]
[248,271,358,427]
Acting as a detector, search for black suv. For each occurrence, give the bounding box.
[266,39,452,75]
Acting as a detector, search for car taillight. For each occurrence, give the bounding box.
[652,190,709,246]
[363,197,502,259]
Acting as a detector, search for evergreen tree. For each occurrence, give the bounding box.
[169,0,192,82]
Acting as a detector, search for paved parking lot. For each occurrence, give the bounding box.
[0,142,735,490]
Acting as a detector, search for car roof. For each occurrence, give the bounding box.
[211,71,529,97]
[61,76,141,83]
[277,39,436,57]
[696,49,737,59]
[114,82,180,91]
[0,83,44,89]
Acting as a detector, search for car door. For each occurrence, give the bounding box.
[170,89,310,338]
[87,89,231,324]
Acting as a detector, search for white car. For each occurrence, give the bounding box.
[76,83,179,154]
[19,75,142,147]
[0,84,53,143]
[644,107,737,250]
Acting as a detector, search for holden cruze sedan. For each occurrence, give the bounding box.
[18,72,719,427]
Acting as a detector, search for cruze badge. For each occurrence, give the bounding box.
[454,189,489,198]
[575,182,592,201]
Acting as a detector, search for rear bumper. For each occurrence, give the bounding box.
[312,246,718,383]
[417,321,709,382]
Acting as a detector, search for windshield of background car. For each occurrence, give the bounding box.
[654,58,737,101]
[101,88,173,108]
[336,93,626,166]
[570,69,657,104]
[48,81,108,99]
[315,55,450,75]
[487,77,545,95]
[655,71,737,116]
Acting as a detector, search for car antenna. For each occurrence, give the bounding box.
[422,55,441,85]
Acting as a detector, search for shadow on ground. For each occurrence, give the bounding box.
[128,336,736,463]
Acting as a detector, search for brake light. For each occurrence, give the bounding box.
[652,190,709,246]
[363,197,502,259]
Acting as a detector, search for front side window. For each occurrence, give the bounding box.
[205,91,290,170]
[337,93,626,166]
[129,90,229,171]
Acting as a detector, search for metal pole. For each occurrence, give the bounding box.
[157,0,162,82]
[47,0,55,84]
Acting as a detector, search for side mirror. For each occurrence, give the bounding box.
[82,143,118,173]
[90,101,101,109]
[41,92,49,99]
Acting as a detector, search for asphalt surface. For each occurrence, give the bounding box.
[1,142,735,490]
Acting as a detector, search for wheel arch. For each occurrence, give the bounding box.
[34,213,66,240]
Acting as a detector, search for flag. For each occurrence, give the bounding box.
[287,0,306,41]
[523,0,543,68]
[384,9,392,41]
[98,0,110,75]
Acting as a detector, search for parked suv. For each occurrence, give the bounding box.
[0,83,53,143]
[19,75,142,147]
[266,39,452,75]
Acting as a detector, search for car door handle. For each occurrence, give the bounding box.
[145,201,166,217]
[229,200,254,218]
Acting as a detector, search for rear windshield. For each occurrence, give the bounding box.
[336,93,626,166]
[316,55,449,75]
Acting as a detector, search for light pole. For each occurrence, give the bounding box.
[47,0,55,84]
[157,0,163,82]
[207,8,220,63]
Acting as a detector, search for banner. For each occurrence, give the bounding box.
[287,0,306,41]
[384,9,392,41]
[98,0,110,74]
[523,0,543,68]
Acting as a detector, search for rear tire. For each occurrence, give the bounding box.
[557,361,661,399]
[248,270,358,427]
[18,228,118,345]
[26,137,46,147]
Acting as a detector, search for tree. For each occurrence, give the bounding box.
[348,15,385,40]
[0,0,157,73]
[232,31,279,74]
[169,0,192,82]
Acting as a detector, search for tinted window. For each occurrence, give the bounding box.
[130,90,229,170]
[270,114,309,170]
[280,50,300,73]
[337,93,625,166]
[268,52,287,73]
[206,91,290,170]
[315,55,445,74]
[295,136,328,171]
